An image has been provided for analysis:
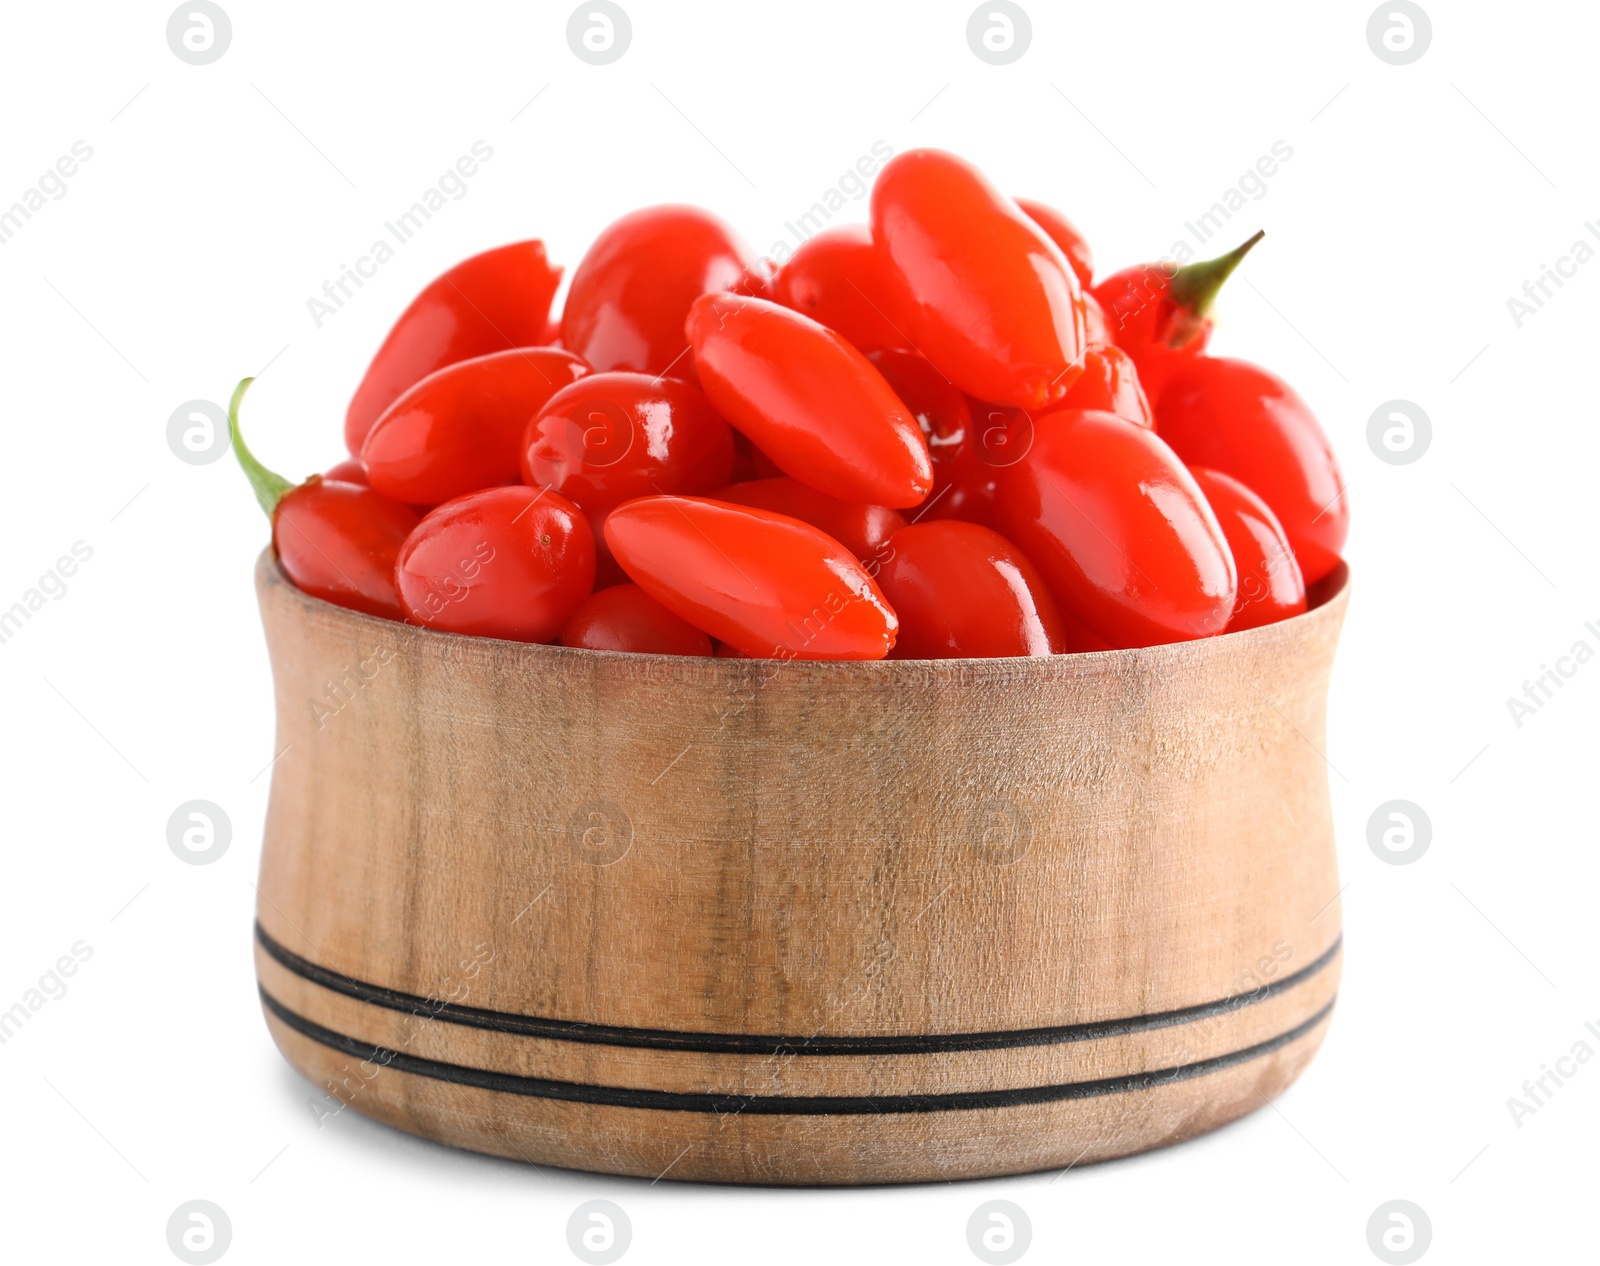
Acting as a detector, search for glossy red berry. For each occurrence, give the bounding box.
[605,496,897,660]
[1058,345,1153,428]
[562,205,754,376]
[1082,290,1110,348]
[229,380,419,620]
[323,458,368,485]
[772,223,909,354]
[559,583,713,656]
[521,371,736,523]
[994,408,1237,648]
[686,293,932,508]
[1091,231,1261,403]
[871,149,1086,409]
[1015,197,1094,288]
[345,241,562,455]
[711,477,906,565]
[363,348,589,507]
[395,486,595,642]
[1187,467,1307,632]
[277,481,420,620]
[876,521,1065,658]
[1156,357,1347,585]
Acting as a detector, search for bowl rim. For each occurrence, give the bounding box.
[256,548,1350,676]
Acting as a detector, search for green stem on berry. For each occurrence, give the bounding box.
[1170,229,1264,317]
[228,377,295,519]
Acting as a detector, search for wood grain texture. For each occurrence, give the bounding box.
[252,549,1350,1184]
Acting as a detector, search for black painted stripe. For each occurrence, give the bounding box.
[256,922,1340,1057]
[261,988,1336,1115]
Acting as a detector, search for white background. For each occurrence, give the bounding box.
[1,0,1594,1262]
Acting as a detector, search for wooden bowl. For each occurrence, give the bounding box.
[252,549,1349,1185]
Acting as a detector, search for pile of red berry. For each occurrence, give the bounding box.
[233,148,1347,660]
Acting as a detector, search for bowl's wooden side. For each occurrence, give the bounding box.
[252,551,1348,1183]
